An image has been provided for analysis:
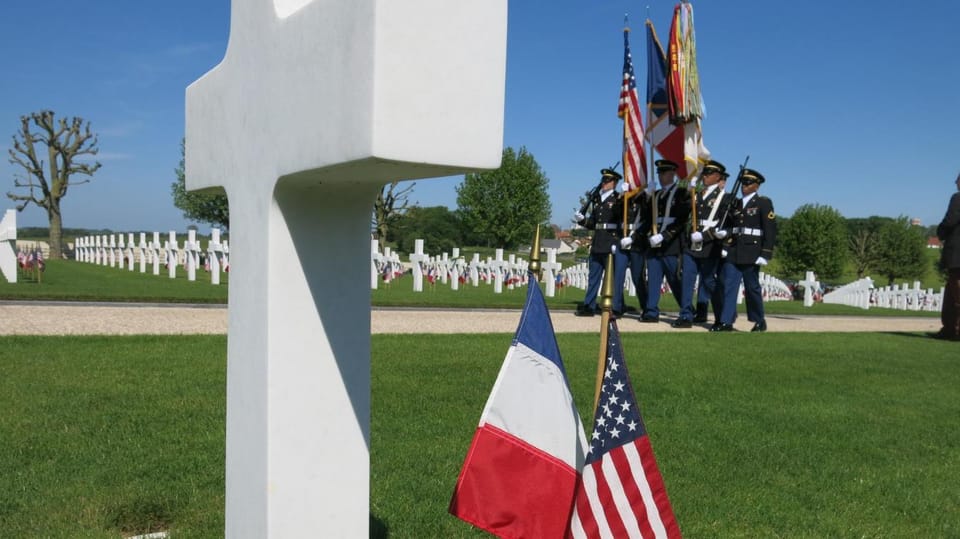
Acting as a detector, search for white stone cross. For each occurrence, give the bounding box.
[138,233,147,273]
[109,235,117,267]
[151,232,161,276]
[489,248,506,293]
[184,1,506,536]
[208,228,223,285]
[371,239,382,290]
[542,247,562,297]
[468,253,481,287]
[166,231,178,279]
[0,209,17,283]
[185,230,199,281]
[409,239,428,292]
[799,270,820,307]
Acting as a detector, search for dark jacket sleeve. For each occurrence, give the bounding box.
[759,196,777,260]
[937,192,960,241]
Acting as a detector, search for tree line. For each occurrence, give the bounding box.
[777,204,933,286]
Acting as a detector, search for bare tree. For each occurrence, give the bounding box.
[7,110,100,258]
[372,180,415,250]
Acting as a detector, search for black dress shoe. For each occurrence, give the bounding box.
[751,321,767,332]
[692,315,708,323]
[692,304,708,323]
[671,318,693,328]
[928,331,960,341]
[574,306,595,317]
[711,323,736,332]
[640,316,660,323]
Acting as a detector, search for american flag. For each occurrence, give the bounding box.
[567,320,681,539]
[618,25,647,192]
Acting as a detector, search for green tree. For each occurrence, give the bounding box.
[777,204,848,279]
[372,181,415,250]
[455,146,551,249]
[389,206,463,254]
[874,216,928,285]
[846,216,890,279]
[7,110,100,258]
[172,139,229,229]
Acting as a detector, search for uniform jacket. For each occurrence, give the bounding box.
[724,193,776,265]
[623,191,651,251]
[688,185,734,259]
[580,189,623,255]
[938,191,960,269]
[649,183,690,257]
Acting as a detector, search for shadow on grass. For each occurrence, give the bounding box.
[370,513,388,538]
[878,330,941,340]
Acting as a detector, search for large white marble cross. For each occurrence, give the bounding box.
[185,1,506,536]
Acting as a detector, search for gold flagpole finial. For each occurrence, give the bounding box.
[599,252,615,314]
[528,224,542,279]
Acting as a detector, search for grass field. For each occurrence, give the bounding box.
[0,260,941,318]
[1,332,957,537]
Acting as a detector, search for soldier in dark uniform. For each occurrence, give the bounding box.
[619,187,651,313]
[680,160,733,327]
[714,168,777,332]
[641,159,691,324]
[574,168,626,316]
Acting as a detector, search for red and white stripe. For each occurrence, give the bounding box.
[567,437,681,539]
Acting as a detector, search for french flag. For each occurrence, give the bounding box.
[450,274,587,538]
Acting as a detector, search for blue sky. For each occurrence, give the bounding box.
[1,1,957,233]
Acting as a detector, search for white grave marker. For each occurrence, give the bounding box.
[166,231,178,279]
[209,228,223,285]
[184,1,506,535]
[409,239,428,292]
[0,210,17,283]
[799,271,820,307]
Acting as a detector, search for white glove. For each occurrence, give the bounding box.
[573,212,585,222]
[714,229,728,239]
[611,244,618,254]
[691,231,703,243]
[649,233,664,247]
[620,181,631,192]
[755,256,769,266]
[721,249,729,258]
[620,236,634,249]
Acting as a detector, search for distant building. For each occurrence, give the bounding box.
[928,237,942,249]
[911,217,922,226]
[541,238,576,254]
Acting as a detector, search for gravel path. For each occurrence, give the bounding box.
[0,302,940,335]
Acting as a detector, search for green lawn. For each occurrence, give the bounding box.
[0,259,940,317]
[2,333,957,537]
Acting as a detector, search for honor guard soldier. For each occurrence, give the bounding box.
[619,186,652,313]
[681,160,734,326]
[642,159,691,324]
[714,168,777,332]
[573,168,626,316]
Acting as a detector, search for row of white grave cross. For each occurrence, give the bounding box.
[73,229,229,285]
[823,276,945,312]
[372,239,536,294]
[372,237,797,305]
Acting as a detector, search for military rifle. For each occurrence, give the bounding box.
[577,161,621,216]
[715,155,750,231]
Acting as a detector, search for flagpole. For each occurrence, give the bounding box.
[621,17,634,231]
[592,253,615,414]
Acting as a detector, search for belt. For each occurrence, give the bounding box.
[733,227,762,236]
[655,217,676,225]
[595,223,620,230]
